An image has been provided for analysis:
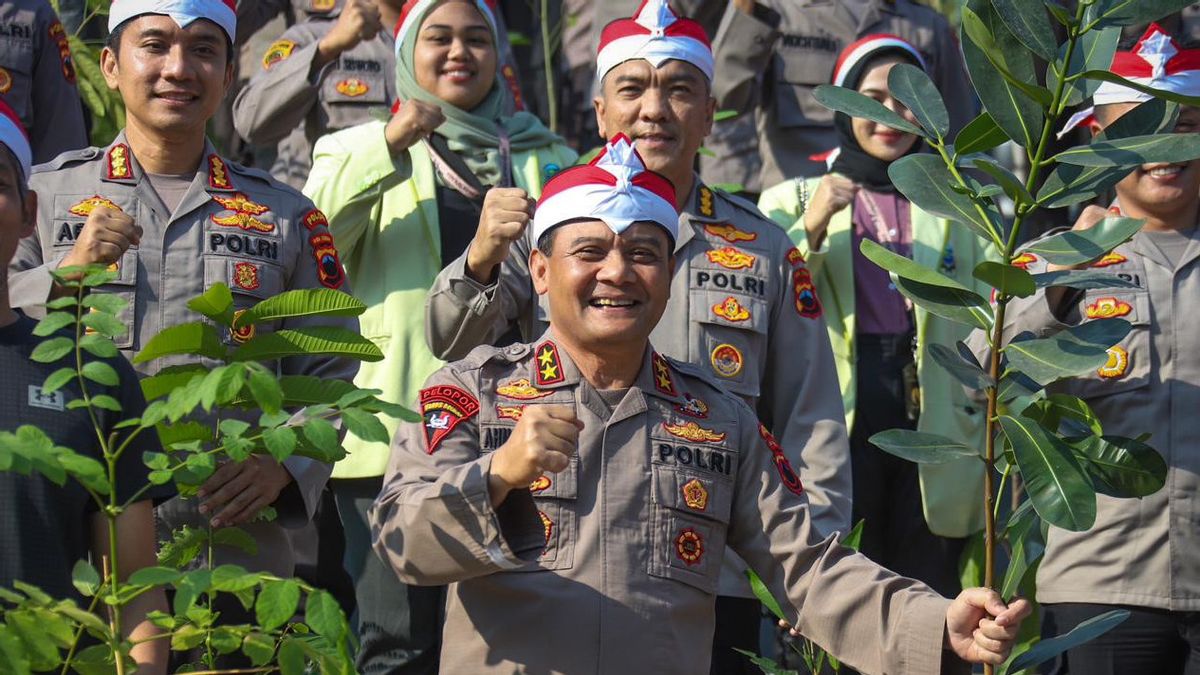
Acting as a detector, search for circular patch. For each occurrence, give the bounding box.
[675,528,704,566]
[230,309,255,345]
[0,67,11,94]
[1098,345,1128,379]
[710,343,744,378]
[543,163,561,182]
[681,479,708,511]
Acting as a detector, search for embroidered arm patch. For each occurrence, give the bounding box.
[420,385,481,454]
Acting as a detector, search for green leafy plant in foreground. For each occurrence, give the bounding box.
[0,266,417,673]
[813,0,1192,672]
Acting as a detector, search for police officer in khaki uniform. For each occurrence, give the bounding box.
[236,0,341,45]
[233,0,399,189]
[7,0,357,578]
[424,2,853,668]
[0,0,88,163]
[377,133,1031,675]
[711,0,974,189]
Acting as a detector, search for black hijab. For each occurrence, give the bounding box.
[829,46,926,193]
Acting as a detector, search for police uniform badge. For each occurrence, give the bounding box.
[420,385,480,454]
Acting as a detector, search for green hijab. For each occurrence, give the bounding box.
[395,0,561,187]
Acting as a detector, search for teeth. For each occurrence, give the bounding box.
[593,298,634,307]
[1149,167,1181,177]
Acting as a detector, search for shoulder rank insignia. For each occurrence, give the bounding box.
[212,193,273,233]
[663,421,726,444]
[651,351,677,396]
[681,479,709,511]
[233,261,261,291]
[1098,346,1128,379]
[712,296,750,322]
[336,78,370,97]
[760,423,804,497]
[698,186,715,217]
[263,39,297,70]
[1085,297,1132,319]
[106,144,133,181]
[68,195,122,217]
[704,223,756,243]
[208,154,234,190]
[496,377,553,401]
[309,233,345,289]
[786,246,805,267]
[539,511,553,547]
[230,309,256,344]
[792,267,823,319]
[706,246,755,270]
[1011,252,1038,270]
[0,67,11,94]
[49,21,75,84]
[534,341,565,386]
[302,209,330,231]
[530,475,552,493]
[1092,252,1128,268]
[676,393,709,419]
[675,528,704,566]
[420,384,480,454]
[710,343,744,378]
[496,404,525,421]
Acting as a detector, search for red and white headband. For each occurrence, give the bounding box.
[832,34,926,88]
[108,0,237,41]
[596,0,714,83]
[1094,23,1200,105]
[393,0,498,57]
[0,100,30,184]
[533,134,678,244]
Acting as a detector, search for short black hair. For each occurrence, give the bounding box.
[536,228,557,255]
[106,18,234,63]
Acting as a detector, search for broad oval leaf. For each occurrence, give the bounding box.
[1057,26,1121,103]
[889,154,1002,244]
[342,408,391,444]
[305,589,347,639]
[999,415,1096,531]
[1000,499,1045,600]
[894,276,995,330]
[993,0,1058,61]
[256,579,302,631]
[1008,610,1130,671]
[812,84,925,136]
[1097,0,1197,27]
[71,560,101,597]
[240,288,368,324]
[1055,133,1200,167]
[973,157,1033,204]
[1024,217,1143,266]
[927,342,995,390]
[868,429,980,464]
[127,566,183,586]
[30,336,74,364]
[133,322,225,364]
[1070,435,1167,498]
[888,63,949,139]
[231,327,384,363]
[960,0,1046,147]
[955,112,1009,156]
[1005,317,1132,384]
[975,260,1036,298]
[1031,269,1141,290]
[140,364,207,401]
[187,282,235,326]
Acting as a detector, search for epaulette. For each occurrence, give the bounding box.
[449,341,532,374]
[226,159,310,198]
[662,353,731,395]
[715,188,775,224]
[32,146,101,174]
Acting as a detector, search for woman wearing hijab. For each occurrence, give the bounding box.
[303,0,574,670]
[759,35,992,597]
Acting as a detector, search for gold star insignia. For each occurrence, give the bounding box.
[538,347,555,367]
[540,363,559,381]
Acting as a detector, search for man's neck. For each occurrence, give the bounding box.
[554,335,645,390]
[125,119,206,175]
[1124,198,1200,233]
[667,167,695,212]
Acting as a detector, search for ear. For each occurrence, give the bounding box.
[223,60,235,93]
[1089,120,1103,139]
[20,189,37,239]
[100,46,120,91]
[594,95,608,140]
[530,247,550,296]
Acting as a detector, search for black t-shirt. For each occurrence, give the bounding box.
[0,313,159,601]
[435,182,484,269]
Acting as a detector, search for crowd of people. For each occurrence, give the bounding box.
[0,0,1197,673]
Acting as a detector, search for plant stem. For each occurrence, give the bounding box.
[540,0,557,134]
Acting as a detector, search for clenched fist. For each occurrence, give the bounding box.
[385,99,446,155]
[317,0,382,64]
[488,405,582,506]
[803,173,859,250]
[60,205,141,270]
[465,187,535,283]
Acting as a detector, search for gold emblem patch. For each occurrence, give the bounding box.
[530,475,552,493]
[212,193,274,233]
[336,78,370,97]
[710,343,744,378]
[681,479,709,511]
[0,67,11,94]
[496,378,553,401]
[230,309,256,344]
[496,404,524,421]
[712,296,750,322]
[704,223,756,243]
[1092,252,1128,268]
[1098,346,1128,379]
[68,195,122,217]
[262,39,297,70]
[539,510,553,546]
[233,262,260,291]
[706,246,755,270]
[1085,297,1132,319]
[1011,253,1038,270]
[698,186,714,217]
[662,421,727,444]
[208,154,233,190]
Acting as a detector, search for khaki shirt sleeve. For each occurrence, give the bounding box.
[32,10,88,163]
[711,3,780,112]
[232,24,325,146]
[727,404,957,675]
[370,366,545,584]
[425,233,535,361]
[8,175,60,311]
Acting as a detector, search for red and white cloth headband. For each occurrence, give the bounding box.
[108,0,236,41]
[393,0,498,57]
[0,100,30,184]
[1094,23,1200,105]
[832,34,926,87]
[596,0,714,82]
[533,134,678,244]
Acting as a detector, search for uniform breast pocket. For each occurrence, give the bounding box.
[91,248,139,349]
[320,71,387,131]
[204,257,285,346]
[647,463,733,593]
[772,50,836,129]
[1055,291,1152,399]
[690,290,768,399]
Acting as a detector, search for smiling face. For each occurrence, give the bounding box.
[413,1,497,110]
[594,59,715,187]
[1099,102,1200,218]
[100,15,233,139]
[0,148,35,272]
[849,56,920,162]
[530,220,674,356]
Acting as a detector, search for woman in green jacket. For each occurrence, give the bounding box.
[302,0,575,670]
[759,34,989,597]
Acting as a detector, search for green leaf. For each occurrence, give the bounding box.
[80,310,125,338]
[732,649,799,675]
[139,364,207,401]
[158,525,206,567]
[1006,318,1131,384]
[30,336,74,363]
[72,560,101,597]
[744,568,787,622]
[263,426,298,462]
[33,312,76,337]
[231,327,384,363]
[78,334,119,358]
[888,154,1001,244]
[1001,499,1045,600]
[1023,216,1143,266]
[1028,394,1104,436]
[242,632,276,666]
[302,418,339,455]
[999,415,1096,531]
[992,0,1057,60]
[304,589,347,639]
[1008,610,1129,671]
[841,519,866,552]
[954,113,1009,157]
[212,527,258,557]
[1096,0,1197,27]
[40,367,76,395]
[241,288,367,324]
[975,260,1036,298]
[868,429,980,464]
[1058,26,1121,103]
[59,453,111,494]
[812,84,925,136]
[713,109,739,122]
[8,609,59,669]
[201,364,247,411]
[246,368,284,414]
[0,625,33,675]
[896,276,996,331]
[1044,0,1074,26]
[1070,435,1167,498]
[127,566,183,586]
[171,624,208,651]
[279,638,307,675]
[887,63,949,139]
[1031,269,1141,290]
[972,156,1034,204]
[278,375,360,406]
[961,0,1044,148]
[187,282,235,326]
[342,408,390,444]
[927,342,995,390]
[132,322,225,364]
[81,292,126,314]
[256,579,301,630]
[211,626,244,654]
[80,360,119,386]
[1055,133,1200,167]
[173,569,212,615]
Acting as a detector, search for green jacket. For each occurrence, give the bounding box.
[759,175,989,537]
[304,120,576,478]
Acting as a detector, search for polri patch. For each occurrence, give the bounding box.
[676,393,709,419]
[534,341,565,386]
[1092,252,1127,268]
[49,21,75,83]
[706,246,755,270]
[420,385,480,454]
[230,308,256,344]
[792,266,822,319]
[1011,252,1038,270]
[530,475,552,493]
[786,246,805,267]
[496,404,524,421]
[681,479,709,511]
[212,193,273,233]
[309,233,345,289]
[302,209,329,231]
[496,377,553,400]
[662,421,726,444]
[539,510,553,547]
[760,423,803,496]
[335,78,370,97]
[68,195,122,217]
[710,343,743,378]
[233,261,261,291]
[0,67,11,94]
[712,296,750,322]
[1085,297,1132,319]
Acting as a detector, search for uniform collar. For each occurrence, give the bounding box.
[526,330,683,405]
[99,132,237,192]
[632,347,685,405]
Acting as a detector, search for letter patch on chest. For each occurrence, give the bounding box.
[68,195,122,217]
[705,223,756,243]
[675,528,704,566]
[497,377,553,400]
[534,341,565,386]
[309,233,346,289]
[662,421,726,444]
[706,246,755,270]
[760,423,804,497]
[792,266,823,319]
[1085,297,1132,319]
[1098,346,1128,379]
[652,352,677,396]
[420,385,480,454]
[212,193,273,233]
